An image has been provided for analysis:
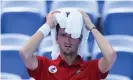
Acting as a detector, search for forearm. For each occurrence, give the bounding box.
[19,11,58,70]
[80,10,116,73]
[20,23,51,58]
[91,28,116,60]
[20,31,44,58]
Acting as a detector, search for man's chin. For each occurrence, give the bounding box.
[63,51,74,56]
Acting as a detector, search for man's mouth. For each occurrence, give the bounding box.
[64,43,72,47]
[65,45,71,48]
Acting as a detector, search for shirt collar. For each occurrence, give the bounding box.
[55,55,84,67]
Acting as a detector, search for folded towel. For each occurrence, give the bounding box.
[51,9,90,60]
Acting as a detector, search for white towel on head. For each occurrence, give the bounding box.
[66,10,83,38]
[51,10,90,60]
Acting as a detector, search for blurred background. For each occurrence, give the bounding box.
[1,0,133,80]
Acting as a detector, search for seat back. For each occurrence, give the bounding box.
[1,33,31,79]
[102,1,133,35]
[1,1,47,35]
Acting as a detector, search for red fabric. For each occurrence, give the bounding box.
[27,56,108,80]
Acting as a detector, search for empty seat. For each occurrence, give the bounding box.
[1,1,47,36]
[1,50,30,79]
[102,1,133,35]
[1,33,31,79]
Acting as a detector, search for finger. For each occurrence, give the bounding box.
[51,11,61,15]
[50,10,61,15]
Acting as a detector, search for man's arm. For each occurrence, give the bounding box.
[19,31,44,70]
[80,10,117,73]
[19,11,60,70]
[91,28,117,73]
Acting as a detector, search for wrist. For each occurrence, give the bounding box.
[37,23,50,37]
[86,24,95,31]
[90,27,96,32]
[89,24,96,32]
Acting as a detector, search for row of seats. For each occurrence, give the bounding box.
[1,1,133,36]
[1,1,133,80]
[1,34,31,79]
[1,1,46,36]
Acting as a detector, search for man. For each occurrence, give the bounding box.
[19,10,117,80]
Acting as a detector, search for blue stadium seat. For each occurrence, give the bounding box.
[1,72,22,80]
[105,74,131,80]
[1,1,47,36]
[2,12,44,36]
[1,50,30,79]
[1,34,31,79]
[103,13,133,35]
[50,1,99,25]
[92,35,133,79]
[102,1,133,35]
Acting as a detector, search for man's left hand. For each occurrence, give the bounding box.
[78,10,95,31]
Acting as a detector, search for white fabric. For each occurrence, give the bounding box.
[51,9,90,60]
[37,23,51,37]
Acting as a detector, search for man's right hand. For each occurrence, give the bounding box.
[46,11,60,29]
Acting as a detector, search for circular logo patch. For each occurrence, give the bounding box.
[48,65,57,73]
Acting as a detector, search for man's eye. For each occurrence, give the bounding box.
[61,34,66,36]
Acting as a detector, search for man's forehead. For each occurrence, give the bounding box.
[59,28,66,33]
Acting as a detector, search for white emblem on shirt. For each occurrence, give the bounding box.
[48,65,57,73]
[76,70,81,74]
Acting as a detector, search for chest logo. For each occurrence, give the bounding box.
[76,70,81,74]
[48,65,57,73]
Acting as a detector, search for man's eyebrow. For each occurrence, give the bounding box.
[60,32,66,34]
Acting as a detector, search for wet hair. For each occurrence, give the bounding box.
[56,24,60,36]
[56,24,82,41]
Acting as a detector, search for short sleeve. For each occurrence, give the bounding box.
[95,59,109,79]
[27,56,48,79]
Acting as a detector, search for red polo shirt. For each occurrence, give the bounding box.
[27,56,108,80]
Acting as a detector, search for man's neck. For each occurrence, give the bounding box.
[60,53,78,66]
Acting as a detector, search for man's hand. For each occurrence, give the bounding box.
[46,11,60,29]
[78,10,95,31]
[79,10,116,74]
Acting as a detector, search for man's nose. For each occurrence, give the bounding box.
[66,34,71,42]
